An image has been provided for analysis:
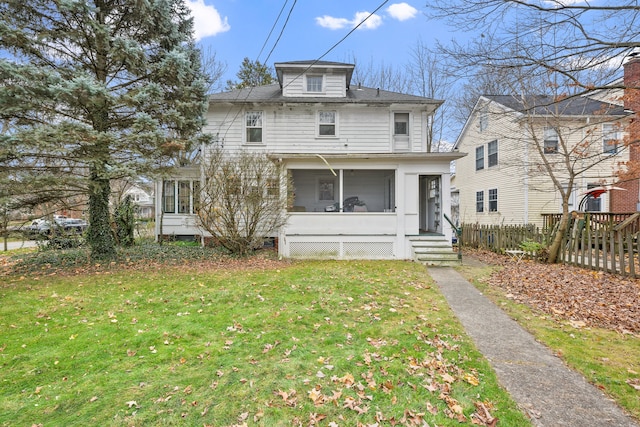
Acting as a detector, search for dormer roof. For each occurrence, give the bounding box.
[274,60,355,89]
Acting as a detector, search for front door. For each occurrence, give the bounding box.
[419,175,442,234]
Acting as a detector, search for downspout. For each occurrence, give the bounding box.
[524,129,529,223]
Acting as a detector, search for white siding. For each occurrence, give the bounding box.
[206,105,427,154]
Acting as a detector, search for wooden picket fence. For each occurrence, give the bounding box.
[461,213,640,278]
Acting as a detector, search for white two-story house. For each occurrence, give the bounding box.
[155,60,464,264]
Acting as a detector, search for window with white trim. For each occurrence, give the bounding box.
[544,127,558,154]
[394,113,409,135]
[479,106,488,132]
[163,180,199,214]
[487,140,498,167]
[488,188,498,212]
[603,123,621,154]
[476,191,484,212]
[245,111,263,143]
[306,75,323,92]
[475,146,485,171]
[318,111,336,137]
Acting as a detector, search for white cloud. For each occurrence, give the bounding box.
[315,11,383,30]
[315,15,352,30]
[185,0,230,40]
[386,3,418,21]
[354,11,383,29]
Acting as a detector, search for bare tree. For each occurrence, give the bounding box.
[429,1,639,96]
[406,39,456,150]
[430,1,639,262]
[197,149,291,255]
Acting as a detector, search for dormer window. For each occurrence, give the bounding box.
[306,75,323,93]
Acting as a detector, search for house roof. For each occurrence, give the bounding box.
[268,152,466,163]
[453,94,628,149]
[484,95,626,116]
[208,84,443,107]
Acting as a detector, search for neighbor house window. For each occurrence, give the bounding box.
[603,123,621,154]
[476,191,484,212]
[245,111,263,143]
[479,106,488,132]
[544,127,558,154]
[488,188,498,212]
[487,140,498,167]
[585,184,602,212]
[475,146,485,171]
[163,180,199,214]
[266,178,279,197]
[318,111,336,136]
[306,75,323,92]
[394,113,409,135]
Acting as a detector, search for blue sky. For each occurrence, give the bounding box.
[184,0,459,86]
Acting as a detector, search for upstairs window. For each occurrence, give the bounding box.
[245,111,263,143]
[603,123,621,154]
[479,106,488,132]
[544,127,558,154]
[476,191,484,213]
[318,111,336,136]
[394,113,409,135]
[487,140,498,167]
[475,146,485,171]
[306,75,323,92]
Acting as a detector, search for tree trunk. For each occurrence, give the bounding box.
[546,213,569,263]
[87,168,116,259]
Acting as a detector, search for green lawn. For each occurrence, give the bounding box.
[0,255,531,426]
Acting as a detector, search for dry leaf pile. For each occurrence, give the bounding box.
[466,249,640,333]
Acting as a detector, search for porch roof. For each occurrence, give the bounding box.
[268,152,466,162]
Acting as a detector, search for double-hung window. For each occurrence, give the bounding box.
[488,188,498,212]
[476,191,484,213]
[306,75,323,93]
[544,127,558,154]
[318,111,336,137]
[475,146,485,171]
[603,123,621,154]
[487,140,498,167]
[245,111,263,143]
[394,113,409,136]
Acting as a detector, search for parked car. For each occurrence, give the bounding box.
[61,218,88,233]
[28,217,88,235]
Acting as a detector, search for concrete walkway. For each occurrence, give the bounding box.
[428,265,639,427]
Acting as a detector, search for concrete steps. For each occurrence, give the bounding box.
[410,235,461,266]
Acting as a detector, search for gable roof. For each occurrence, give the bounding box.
[453,94,628,149]
[485,95,626,116]
[208,84,443,107]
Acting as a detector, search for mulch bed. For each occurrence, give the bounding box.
[465,249,640,334]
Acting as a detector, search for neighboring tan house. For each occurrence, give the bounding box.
[453,93,628,228]
[155,60,464,264]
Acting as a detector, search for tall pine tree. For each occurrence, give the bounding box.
[0,0,209,258]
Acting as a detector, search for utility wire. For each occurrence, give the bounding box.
[217,0,298,142]
[217,0,390,140]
